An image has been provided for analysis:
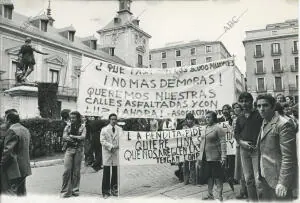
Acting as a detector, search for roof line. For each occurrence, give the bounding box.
[0,23,127,65]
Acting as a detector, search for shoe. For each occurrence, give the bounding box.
[72,193,79,197]
[103,194,110,199]
[60,194,72,198]
[202,194,214,200]
[236,193,247,199]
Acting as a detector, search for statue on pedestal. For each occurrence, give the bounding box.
[16,37,49,83]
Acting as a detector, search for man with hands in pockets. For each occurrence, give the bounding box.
[100,113,121,198]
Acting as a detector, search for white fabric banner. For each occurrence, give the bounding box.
[77,57,236,119]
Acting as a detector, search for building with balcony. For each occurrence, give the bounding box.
[0,1,126,118]
[149,40,245,101]
[243,19,298,102]
[149,40,232,69]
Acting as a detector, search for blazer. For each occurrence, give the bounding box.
[258,113,297,189]
[100,124,122,166]
[198,124,227,162]
[1,123,32,180]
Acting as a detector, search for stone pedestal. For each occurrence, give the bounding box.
[2,83,40,118]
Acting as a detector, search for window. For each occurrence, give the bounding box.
[257,78,265,91]
[256,60,264,73]
[149,65,151,68]
[206,57,212,63]
[176,61,181,67]
[138,54,143,67]
[206,46,212,53]
[161,52,166,59]
[295,57,298,70]
[68,31,75,42]
[149,54,151,60]
[255,45,262,56]
[294,41,298,52]
[275,77,282,91]
[91,40,97,50]
[273,59,281,71]
[191,48,196,55]
[41,20,48,32]
[271,43,280,54]
[297,75,298,88]
[109,47,115,56]
[12,61,18,75]
[191,59,196,65]
[4,6,13,20]
[162,63,167,69]
[175,50,181,57]
[50,69,59,83]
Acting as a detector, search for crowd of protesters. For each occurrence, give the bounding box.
[0,92,298,201]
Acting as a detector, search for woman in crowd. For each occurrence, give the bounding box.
[232,102,247,199]
[60,111,86,198]
[182,113,199,185]
[285,96,295,107]
[198,111,227,201]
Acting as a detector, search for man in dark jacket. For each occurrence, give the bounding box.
[234,92,263,201]
[0,112,32,196]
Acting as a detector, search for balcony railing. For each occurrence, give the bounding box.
[292,47,298,54]
[289,84,298,91]
[256,87,267,93]
[253,51,264,58]
[290,65,298,72]
[271,49,282,56]
[255,68,266,75]
[57,86,78,97]
[272,66,284,73]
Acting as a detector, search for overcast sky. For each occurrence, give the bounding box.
[14,0,298,74]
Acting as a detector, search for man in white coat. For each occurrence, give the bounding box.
[100,113,121,198]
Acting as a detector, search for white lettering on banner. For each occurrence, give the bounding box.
[119,124,235,165]
[77,57,236,119]
[221,121,236,155]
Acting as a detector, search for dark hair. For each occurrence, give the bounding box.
[109,113,117,120]
[286,96,294,101]
[222,104,232,111]
[206,111,218,123]
[6,112,20,124]
[256,94,276,108]
[70,111,82,122]
[238,92,253,103]
[61,109,71,120]
[5,109,18,115]
[232,102,242,109]
[185,112,195,120]
[274,102,284,115]
[276,94,286,102]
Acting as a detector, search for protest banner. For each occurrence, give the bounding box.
[77,57,237,119]
[119,122,235,166]
[220,121,236,155]
[119,127,202,165]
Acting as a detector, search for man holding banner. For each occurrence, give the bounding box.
[100,113,121,198]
